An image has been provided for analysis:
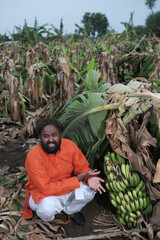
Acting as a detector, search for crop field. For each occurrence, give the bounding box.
[0,33,160,239]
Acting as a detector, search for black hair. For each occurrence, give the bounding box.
[36,118,63,136]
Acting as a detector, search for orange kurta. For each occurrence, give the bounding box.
[22,138,91,219]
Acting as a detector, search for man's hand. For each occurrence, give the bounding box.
[87,176,106,194]
[77,169,100,182]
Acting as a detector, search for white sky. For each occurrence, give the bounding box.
[1,0,160,35]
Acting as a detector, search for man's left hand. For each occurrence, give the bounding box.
[87,176,106,194]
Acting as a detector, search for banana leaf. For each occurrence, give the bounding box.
[58,92,110,167]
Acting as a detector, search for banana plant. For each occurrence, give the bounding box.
[55,79,160,168]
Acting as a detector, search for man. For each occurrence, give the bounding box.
[23,118,105,225]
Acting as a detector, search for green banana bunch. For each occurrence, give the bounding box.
[103,152,153,229]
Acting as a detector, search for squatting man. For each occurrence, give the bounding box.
[23,118,106,225]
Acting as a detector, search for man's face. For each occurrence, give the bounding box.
[40,124,61,154]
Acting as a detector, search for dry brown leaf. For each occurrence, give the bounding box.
[0,211,22,217]
[0,166,9,177]
[150,201,160,227]
[27,234,51,240]
[147,183,160,202]
[0,223,10,233]
[105,111,157,183]
[5,70,21,122]
[105,113,150,176]
[153,159,160,183]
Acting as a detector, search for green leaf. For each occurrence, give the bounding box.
[151,85,160,93]
[59,92,109,166]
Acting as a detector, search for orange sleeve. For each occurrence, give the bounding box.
[25,154,80,199]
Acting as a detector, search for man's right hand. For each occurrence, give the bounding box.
[77,169,100,181]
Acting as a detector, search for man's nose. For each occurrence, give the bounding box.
[48,136,54,141]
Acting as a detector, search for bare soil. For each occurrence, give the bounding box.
[0,140,124,239]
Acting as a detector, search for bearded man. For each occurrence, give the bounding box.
[23,118,105,225]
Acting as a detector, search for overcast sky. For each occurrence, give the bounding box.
[1,0,160,35]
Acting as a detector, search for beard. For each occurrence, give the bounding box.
[40,138,61,154]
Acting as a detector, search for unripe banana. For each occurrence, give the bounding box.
[143,197,147,209]
[124,193,130,204]
[115,165,121,175]
[116,195,122,205]
[140,182,146,192]
[125,215,129,222]
[116,154,125,165]
[116,177,126,192]
[111,199,118,208]
[121,172,130,187]
[136,210,142,217]
[107,152,112,162]
[135,180,145,193]
[119,192,124,200]
[138,191,143,198]
[142,203,153,215]
[109,172,115,181]
[125,164,131,180]
[110,152,116,163]
[138,197,144,210]
[121,163,126,176]
[120,205,127,214]
[110,192,116,201]
[129,212,138,220]
[127,191,134,201]
[127,222,133,228]
[132,190,138,200]
[118,216,126,226]
[134,198,140,210]
[129,217,135,223]
[112,179,120,192]
[128,172,134,187]
[125,202,132,213]
[130,198,136,212]
[109,182,116,192]
[105,182,111,191]
[106,165,113,173]
[132,172,140,186]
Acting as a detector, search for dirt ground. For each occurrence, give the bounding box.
[0,139,125,239]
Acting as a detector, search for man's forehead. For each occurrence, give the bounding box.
[42,125,58,133]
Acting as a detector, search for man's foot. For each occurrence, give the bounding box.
[70,212,85,225]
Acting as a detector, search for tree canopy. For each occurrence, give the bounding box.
[145,11,160,37]
[80,12,109,38]
[145,0,157,12]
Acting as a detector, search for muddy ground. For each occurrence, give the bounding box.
[0,140,126,239]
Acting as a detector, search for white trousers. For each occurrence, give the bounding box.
[29,181,96,222]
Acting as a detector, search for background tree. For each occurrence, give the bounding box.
[145,0,157,13]
[0,33,10,43]
[134,25,147,36]
[81,12,109,38]
[145,11,160,37]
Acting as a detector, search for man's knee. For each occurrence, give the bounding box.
[36,196,63,222]
[36,205,56,222]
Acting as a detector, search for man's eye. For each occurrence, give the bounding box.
[43,135,48,138]
[51,134,57,137]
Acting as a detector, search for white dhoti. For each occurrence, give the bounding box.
[29,181,96,222]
